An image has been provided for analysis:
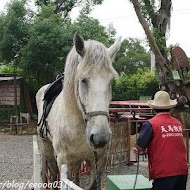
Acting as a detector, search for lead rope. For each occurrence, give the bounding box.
[94,151,101,190]
[133,153,140,190]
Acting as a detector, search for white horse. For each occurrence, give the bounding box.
[36,33,121,189]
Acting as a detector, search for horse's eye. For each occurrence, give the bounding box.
[81,78,88,85]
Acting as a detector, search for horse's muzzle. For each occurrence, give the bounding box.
[89,132,111,149]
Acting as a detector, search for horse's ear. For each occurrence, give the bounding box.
[74,33,85,57]
[108,37,121,61]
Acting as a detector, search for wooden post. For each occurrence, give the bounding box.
[127,118,131,165]
[135,121,138,141]
[13,75,18,116]
[135,121,138,162]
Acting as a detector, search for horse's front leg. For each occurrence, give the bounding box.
[89,166,102,190]
[73,163,81,186]
[42,138,58,183]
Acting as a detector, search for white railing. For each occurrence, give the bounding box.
[33,135,43,190]
[60,165,83,190]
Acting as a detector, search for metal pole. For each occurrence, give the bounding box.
[127,118,131,165]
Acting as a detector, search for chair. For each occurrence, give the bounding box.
[9,113,30,134]
[10,115,19,134]
[19,112,30,134]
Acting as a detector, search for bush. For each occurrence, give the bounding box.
[112,68,159,100]
[0,64,22,74]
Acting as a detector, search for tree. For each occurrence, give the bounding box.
[20,4,74,91]
[129,0,190,128]
[35,0,104,17]
[73,13,112,46]
[0,14,6,62]
[130,0,187,99]
[19,4,114,91]
[115,38,150,75]
[112,68,159,100]
[0,0,29,65]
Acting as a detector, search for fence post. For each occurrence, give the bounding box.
[33,135,43,190]
[127,118,131,165]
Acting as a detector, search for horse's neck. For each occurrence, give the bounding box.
[62,52,84,125]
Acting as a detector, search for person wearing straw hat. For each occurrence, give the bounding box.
[133,90,188,190]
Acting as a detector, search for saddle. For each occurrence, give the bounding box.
[37,74,64,138]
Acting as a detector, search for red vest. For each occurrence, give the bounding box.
[147,113,188,180]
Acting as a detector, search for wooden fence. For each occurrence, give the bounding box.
[106,120,130,168]
[106,119,148,168]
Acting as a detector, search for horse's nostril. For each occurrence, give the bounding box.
[89,133,109,148]
[90,134,95,146]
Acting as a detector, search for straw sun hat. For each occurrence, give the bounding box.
[147,91,177,109]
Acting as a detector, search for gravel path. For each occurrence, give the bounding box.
[0,134,33,184]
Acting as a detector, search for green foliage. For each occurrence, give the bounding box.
[0,0,158,99]
[112,68,159,100]
[0,0,29,64]
[0,0,113,92]
[140,0,157,26]
[35,0,104,17]
[115,38,150,75]
[183,70,190,82]
[136,0,171,61]
[18,4,111,91]
[153,28,167,52]
[0,64,22,74]
[20,5,73,91]
[73,14,111,47]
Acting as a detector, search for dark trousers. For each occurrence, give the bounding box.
[152,175,188,190]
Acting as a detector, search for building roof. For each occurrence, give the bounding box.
[0,76,22,82]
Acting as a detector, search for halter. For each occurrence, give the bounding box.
[78,95,110,123]
[85,111,110,122]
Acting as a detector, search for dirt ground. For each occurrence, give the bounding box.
[0,123,189,190]
[80,159,190,190]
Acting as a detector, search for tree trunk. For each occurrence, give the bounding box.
[130,0,190,122]
[131,0,175,90]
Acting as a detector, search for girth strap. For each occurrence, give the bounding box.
[85,111,110,122]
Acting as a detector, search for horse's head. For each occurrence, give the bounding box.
[74,33,121,149]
